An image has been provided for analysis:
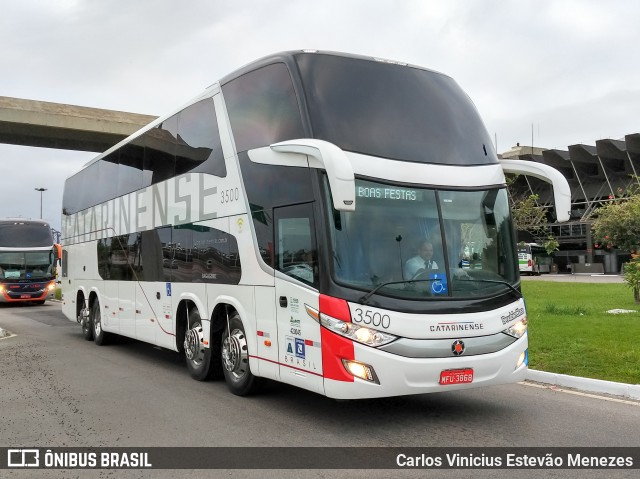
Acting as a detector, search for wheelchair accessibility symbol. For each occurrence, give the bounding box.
[430,273,448,295]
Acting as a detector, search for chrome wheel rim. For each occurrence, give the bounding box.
[222,328,248,381]
[184,322,205,366]
[93,307,101,336]
[81,308,90,335]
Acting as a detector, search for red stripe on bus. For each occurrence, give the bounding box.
[321,328,354,382]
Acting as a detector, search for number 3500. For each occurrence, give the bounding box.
[221,187,239,204]
[353,308,391,329]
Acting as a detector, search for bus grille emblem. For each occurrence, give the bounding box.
[451,340,465,356]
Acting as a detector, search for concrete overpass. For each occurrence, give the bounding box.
[0,96,157,152]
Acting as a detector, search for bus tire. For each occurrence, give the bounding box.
[92,301,109,346]
[184,308,219,381]
[221,312,261,396]
[81,306,93,341]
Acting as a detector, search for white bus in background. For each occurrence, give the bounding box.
[517,243,551,275]
[61,51,570,399]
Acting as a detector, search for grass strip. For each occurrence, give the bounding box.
[522,281,640,384]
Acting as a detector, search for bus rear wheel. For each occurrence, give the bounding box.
[221,313,261,396]
[92,301,109,345]
[80,303,93,341]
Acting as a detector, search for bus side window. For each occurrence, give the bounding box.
[139,229,165,282]
[171,226,193,283]
[176,98,226,177]
[97,238,111,279]
[145,115,178,185]
[222,62,305,153]
[237,153,314,269]
[274,203,318,287]
[61,250,68,278]
[118,139,145,198]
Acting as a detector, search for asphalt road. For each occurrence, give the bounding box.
[0,302,638,479]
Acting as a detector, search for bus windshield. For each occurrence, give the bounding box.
[326,178,518,300]
[0,249,56,281]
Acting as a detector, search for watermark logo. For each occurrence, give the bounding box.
[8,449,39,468]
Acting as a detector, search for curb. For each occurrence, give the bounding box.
[527,369,640,401]
[0,326,8,338]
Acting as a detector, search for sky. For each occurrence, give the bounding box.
[1,0,639,232]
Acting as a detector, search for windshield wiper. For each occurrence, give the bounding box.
[358,278,438,305]
[455,278,522,299]
[359,277,522,304]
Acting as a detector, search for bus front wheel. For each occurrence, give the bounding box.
[184,308,220,381]
[221,313,261,396]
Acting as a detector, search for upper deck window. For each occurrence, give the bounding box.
[295,54,497,166]
[222,62,305,153]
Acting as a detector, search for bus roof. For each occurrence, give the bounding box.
[218,50,449,86]
[68,50,454,178]
[0,218,50,227]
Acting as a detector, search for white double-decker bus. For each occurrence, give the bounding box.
[61,51,570,399]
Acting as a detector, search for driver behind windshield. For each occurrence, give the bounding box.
[404,240,439,279]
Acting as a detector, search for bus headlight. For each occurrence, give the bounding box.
[320,313,397,347]
[503,318,528,338]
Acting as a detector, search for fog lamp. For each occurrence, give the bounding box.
[341,359,380,384]
[516,349,529,369]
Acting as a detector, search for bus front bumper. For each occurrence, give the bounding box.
[0,283,55,303]
[323,335,528,399]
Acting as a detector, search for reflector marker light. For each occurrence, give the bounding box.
[305,304,320,322]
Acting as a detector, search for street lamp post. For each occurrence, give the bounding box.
[35,188,47,219]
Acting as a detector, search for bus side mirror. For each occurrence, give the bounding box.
[249,139,356,212]
[54,243,62,260]
[500,159,571,223]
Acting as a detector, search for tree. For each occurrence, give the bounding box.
[622,255,640,303]
[507,185,560,249]
[542,236,559,256]
[591,194,640,252]
[592,193,640,302]
[509,193,549,238]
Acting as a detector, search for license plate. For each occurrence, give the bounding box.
[439,368,474,385]
[20,295,31,299]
